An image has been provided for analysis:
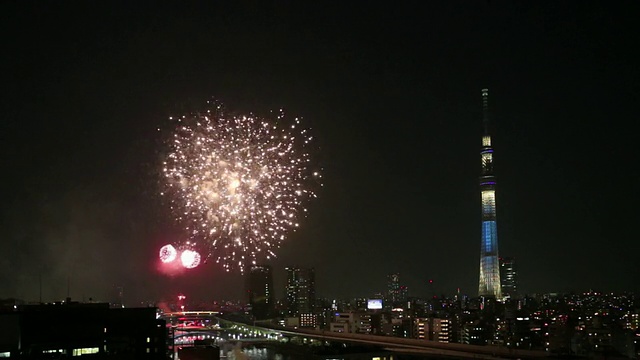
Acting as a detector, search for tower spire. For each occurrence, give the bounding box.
[482,88,490,135]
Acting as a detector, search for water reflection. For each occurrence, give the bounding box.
[228,346,397,360]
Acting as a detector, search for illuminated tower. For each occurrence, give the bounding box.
[478,88,502,298]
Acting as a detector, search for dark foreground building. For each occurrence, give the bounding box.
[246,264,275,320]
[0,300,167,359]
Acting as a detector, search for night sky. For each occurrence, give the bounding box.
[1,1,639,304]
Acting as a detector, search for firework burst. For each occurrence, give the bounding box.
[159,244,177,263]
[159,100,320,272]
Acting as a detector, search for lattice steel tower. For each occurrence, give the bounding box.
[478,88,502,298]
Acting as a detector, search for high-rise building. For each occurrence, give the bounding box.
[246,265,275,320]
[387,273,400,305]
[285,267,315,316]
[500,257,517,299]
[478,88,502,298]
[399,285,409,304]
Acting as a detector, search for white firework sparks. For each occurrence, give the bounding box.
[159,244,177,263]
[180,249,202,269]
[161,101,320,272]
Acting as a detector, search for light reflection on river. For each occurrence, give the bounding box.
[223,345,416,360]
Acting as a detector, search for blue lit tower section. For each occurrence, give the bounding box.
[478,88,502,298]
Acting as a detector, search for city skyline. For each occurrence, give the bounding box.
[1,2,639,303]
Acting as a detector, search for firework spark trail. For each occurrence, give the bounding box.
[160,100,320,272]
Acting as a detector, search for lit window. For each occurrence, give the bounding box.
[43,350,64,354]
[481,191,496,214]
[481,153,492,170]
[72,347,99,356]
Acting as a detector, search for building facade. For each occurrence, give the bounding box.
[415,317,450,343]
[500,257,518,299]
[387,273,400,306]
[285,267,316,316]
[478,88,502,298]
[246,265,275,320]
[0,301,166,359]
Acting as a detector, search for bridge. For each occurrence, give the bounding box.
[163,311,219,316]
[160,312,548,359]
[162,312,279,348]
[272,327,547,359]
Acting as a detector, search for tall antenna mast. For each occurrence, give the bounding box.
[482,88,490,135]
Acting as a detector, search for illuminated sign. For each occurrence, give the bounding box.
[367,299,383,310]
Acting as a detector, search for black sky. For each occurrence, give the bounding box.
[1,1,639,304]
